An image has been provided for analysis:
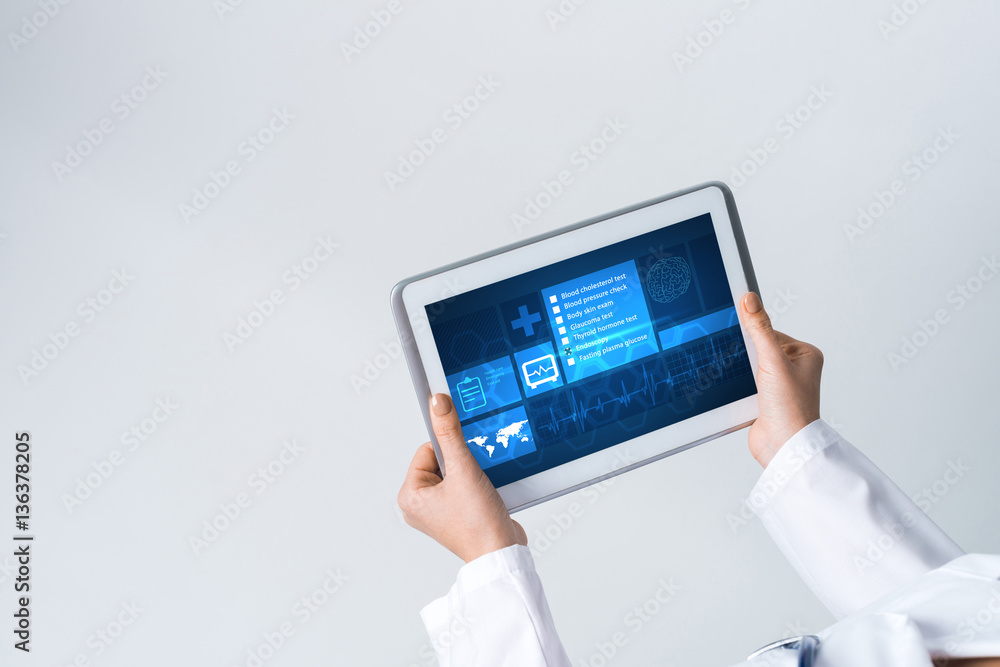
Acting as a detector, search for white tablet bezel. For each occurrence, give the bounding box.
[391,182,760,512]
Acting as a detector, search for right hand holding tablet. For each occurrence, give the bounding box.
[739,292,825,468]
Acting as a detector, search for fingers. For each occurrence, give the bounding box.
[773,330,824,368]
[407,442,441,479]
[773,330,799,347]
[398,442,445,524]
[398,444,441,514]
[429,393,478,475]
[740,292,784,365]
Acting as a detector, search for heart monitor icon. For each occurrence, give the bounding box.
[521,354,559,390]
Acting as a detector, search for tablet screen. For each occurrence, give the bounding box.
[425,213,756,487]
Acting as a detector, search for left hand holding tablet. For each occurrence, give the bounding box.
[397,393,528,562]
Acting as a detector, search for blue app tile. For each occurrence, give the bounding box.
[501,294,550,346]
[446,356,522,420]
[462,405,537,470]
[431,305,507,374]
[636,245,702,326]
[513,342,564,397]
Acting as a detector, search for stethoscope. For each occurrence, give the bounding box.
[747,635,820,666]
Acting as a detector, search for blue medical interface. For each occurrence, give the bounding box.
[426,214,756,488]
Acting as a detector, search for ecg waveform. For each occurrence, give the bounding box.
[524,361,556,380]
[533,330,750,438]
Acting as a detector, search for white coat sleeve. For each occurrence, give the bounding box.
[420,544,571,667]
[750,419,965,619]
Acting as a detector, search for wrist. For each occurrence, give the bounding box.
[462,529,521,563]
[751,416,816,468]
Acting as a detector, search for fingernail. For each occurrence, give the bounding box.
[431,393,453,416]
[744,292,762,314]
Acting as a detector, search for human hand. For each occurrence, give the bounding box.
[397,393,527,563]
[738,292,824,468]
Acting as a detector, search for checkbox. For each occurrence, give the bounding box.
[552,306,560,314]
[549,295,557,303]
[561,337,569,345]
[567,358,575,366]
[558,327,566,335]
[555,316,563,324]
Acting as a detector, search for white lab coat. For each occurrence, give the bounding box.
[421,420,1000,665]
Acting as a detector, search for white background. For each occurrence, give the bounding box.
[1,1,998,666]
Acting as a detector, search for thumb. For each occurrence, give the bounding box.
[429,393,479,476]
[739,292,784,365]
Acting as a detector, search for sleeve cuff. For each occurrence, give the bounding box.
[455,544,537,593]
[748,419,843,517]
[419,544,536,632]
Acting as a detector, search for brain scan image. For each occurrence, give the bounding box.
[646,256,692,304]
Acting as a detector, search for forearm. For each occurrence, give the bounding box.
[751,419,964,618]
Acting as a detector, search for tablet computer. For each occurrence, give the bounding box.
[391,182,760,512]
